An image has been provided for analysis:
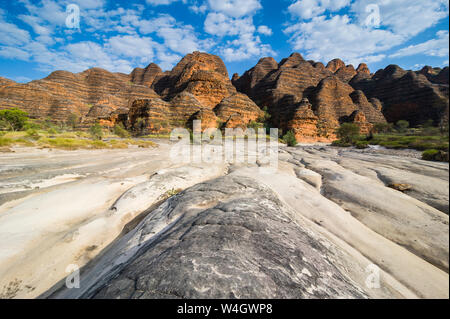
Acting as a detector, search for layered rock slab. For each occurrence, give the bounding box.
[53,175,370,299]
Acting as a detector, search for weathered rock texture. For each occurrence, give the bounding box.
[351,65,449,126]
[126,52,263,134]
[1,51,447,139]
[55,175,370,299]
[233,53,385,140]
[0,68,159,127]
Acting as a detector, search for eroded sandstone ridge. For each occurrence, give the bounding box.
[350,64,449,126]
[127,52,263,134]
[0,51,448,140]
[0,68,160,127]
[232,54,385,141]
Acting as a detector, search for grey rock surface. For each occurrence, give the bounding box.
[75,175,368,299]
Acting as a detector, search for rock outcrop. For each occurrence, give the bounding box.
[130,63,163,87]
[232,53,385,140]
[1,50,447,140]
[53,175,370,299]
[127,52,263,134]
[0,68,160,126]
[351,64,449,126]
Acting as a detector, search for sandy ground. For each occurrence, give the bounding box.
[0,142,448,299]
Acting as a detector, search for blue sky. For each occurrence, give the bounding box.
[0,0,448,83]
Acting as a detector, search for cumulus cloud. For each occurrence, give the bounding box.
[203,0,274,61]
[0,20,31,46]
[284,14,403,65]
[350,0,449,37]
[204,13,255,37]
[288,0,350,19]
[145,0,185,5]
[257,25,272,36]
[284,0,449,66]
[391,30,449,58]
[207,0,262,18]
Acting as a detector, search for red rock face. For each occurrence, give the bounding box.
[326,59,346,73]
[130,63,163,87]
[1,51,446,141]
[233,53,385,141]
[0,68,159,126]
[127,52,263,134]
[351,65,449,126]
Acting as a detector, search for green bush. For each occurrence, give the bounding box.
[336,123,360,143]
[421,149,449,162]
[26,129,40,140]
[373,122,394,133]
[66,114,79,130]
[396,120,409,133]
[0,108,29,131]
[331,139,352,147]
[113,123,131,138]
[282,130,298,147]
[89,123,103,140]
[355,140,369,149]
[247,121,264,131]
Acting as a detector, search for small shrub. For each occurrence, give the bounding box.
[66,114,79,130]
[247,121,264,131]
[373,122,394,133]
[332,140,352,147]
[89,123,103,140]
[422,149,449,162]
[113,123,131,138]
[25,129,40,140]
[0,137,13,147]
[0,108,29,131]
[395,120,409,133]
[282,130,298,147]
[336,123,360,144]
[355,140,369,149]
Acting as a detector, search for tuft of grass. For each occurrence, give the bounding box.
[0,136,13,147]
[422,149,449,162]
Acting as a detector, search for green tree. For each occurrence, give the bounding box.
[396,120,410,133]
[282,130,298,147]
[66,113,79,130]
[0,108,29,131]
[89,123,103,140]
[336,123,360,144]
[113,123,131,138]
[373,122,394,134]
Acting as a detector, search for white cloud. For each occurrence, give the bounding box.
[190,4,208,14]
[72,0,105,9]
[288,0,350,19]
[391,31,449,58]
[202,1,273,62]
[350,0,449,38]
[0,21,31,46]
[145,0,185,5]
[285,14,403,65]
[204,13,255,37]
[284,0,449,67]
[221,33,274,61]
[0,46,31,60]
[138,15,176,34]
[207,0,262,18]
[257,25,272,36]
[107,35,156,62]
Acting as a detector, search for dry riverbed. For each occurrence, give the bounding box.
[0,141,448,299]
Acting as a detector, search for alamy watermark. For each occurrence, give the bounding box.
[169,121,279,174]
[364,4,381,28]
[65,4,80,30]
